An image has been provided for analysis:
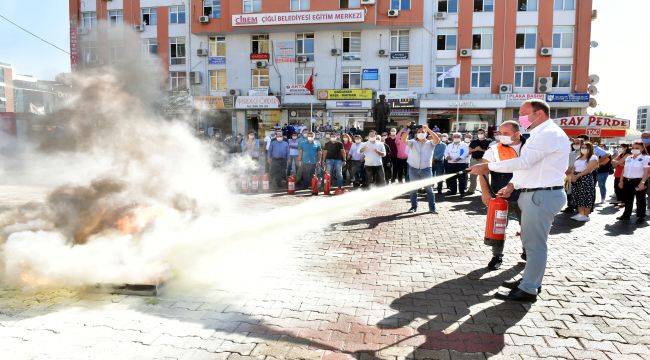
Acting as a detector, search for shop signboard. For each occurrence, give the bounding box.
[274,41,295,63]
[194,96,234,110]
[335,101,363,108]
[362,69,379,81]
[233,9,365,27]
[554,115,630,138]
[390,52,409,60]
[546,93,590,103]
[208,57,226,65]
[250,53,270,60]
[317,89,373,100]
[235,96,280,109]
[248,88,269,96]
[284,84,311,95]
[505,93,545,100]
[377,91,417,108]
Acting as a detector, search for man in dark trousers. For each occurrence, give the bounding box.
[373,94,390,134]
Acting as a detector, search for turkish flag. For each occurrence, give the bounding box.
[304,74,314,95]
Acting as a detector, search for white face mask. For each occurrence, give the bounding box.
[390,131,397,136]
[580,149,588,155]
[354,139,361,143]
[631,149,642,155]
[416,133,427,140]
[307,136,314,141]
[572,144,581,150]
[248,134,254,139]
[478,134,485,140]
[464,138,472,143]
[441,136,449,142]
[369,137,376,143]
[276,137,283,141]
[453,138,461,143]
[497,135,513,145]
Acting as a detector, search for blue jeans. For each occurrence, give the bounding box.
[596,172,609,201]
[326,159,344,187]
[408,166,436,211]
[433,160,445,193]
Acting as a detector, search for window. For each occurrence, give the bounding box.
[170,71,187,91]
[209,69,227,91]
[141,8,157,25]
[436,31,457,50]
[436,66,456,88]
[515,27,537,49]
[437,0,458,13]
[296,67,312,85]
[170,5,186,23]
[0,70,4,83]
[342,31,361,60]
[340,0,361,8]
[251,34,269,54]
[342,67,361,89]
[0,99,5,113]
[390,30,410,53]
[251,69,269,88]
[109,45,123,63]
[203,0,221,18]
[554,0,575,11]
[209,36,226,57]
[553,26,574,49]
[471,65,491,88]
[517,0,537,11]
[142,38,158,54]
[109,10,123,26]
[389,66,409,89]
[170,37,186,65]
[472,28,493,50]
[550,108,570,118]
[291,0,310,11]
[296,33,314,61]
[81,12,96,29]
[551,64,572,87]
[514,65,535,88]
[82,42,98,65]
[243,0,262,13]
[390,0,411,10]
[473,0,493,12]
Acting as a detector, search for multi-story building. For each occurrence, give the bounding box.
[69,0,595,136]
[0,61,15,113]
[637,106,649,133]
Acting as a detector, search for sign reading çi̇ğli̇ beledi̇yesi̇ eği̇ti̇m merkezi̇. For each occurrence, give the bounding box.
[232,9,365,26]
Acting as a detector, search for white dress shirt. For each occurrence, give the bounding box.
[444,142,470,164]
[360,141,386,166]
[622,155,650,179]
[488,119,570,189]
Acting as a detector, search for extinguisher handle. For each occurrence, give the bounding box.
[481,174,498,198]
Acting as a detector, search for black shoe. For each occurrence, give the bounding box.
[562,207,576,214]
[494,288,537,303]
[521,251,527,261]
[487,256,503,271]
[429,209,438,214]
[636,217,646,224]
[617,215,631,221]
[460,193,466,198]
[446,191,457,196]
[407,207,417,213]
[501,279,542,293]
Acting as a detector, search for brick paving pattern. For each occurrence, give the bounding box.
[0,185,649,359]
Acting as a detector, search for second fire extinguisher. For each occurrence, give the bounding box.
[261,173,270,192]
[310,173,319,195]
[287,175,296,194]
[250,175,259,193]
[323,170,332,195]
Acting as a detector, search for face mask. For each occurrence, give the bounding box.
[631,149,641,155]
[518,115,532,130]
[453,138,461,143]
[441,136,449,142]
[497,135,513,145]
[478,134,485,140]
[354,139,361,143]
[369,137,376,143]
[580,149,588,155]
[307,136,314,141]
[464,138,472,143]
[276,137,283,141]
[573,144,581,150]
[416,133,427,140]
[292,136,297,140]
[248,135,254,139]
[390,131,397,136]
[325,135,331,140]
[343,138,349,142]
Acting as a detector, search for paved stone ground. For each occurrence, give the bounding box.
[0,184,649,360]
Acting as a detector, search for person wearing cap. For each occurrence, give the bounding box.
[470,99,569,303]
[405,125,440,214]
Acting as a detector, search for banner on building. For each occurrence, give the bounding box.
[284,84,311,95]
[546,93,590,103]
[235,96,280,109]
[408,65,423,88]
[194,96,234,110]
[274,41,295,63]
[554,115,630,138]
[505,93,545,100]
[317,89,373,100]
[233,9,365,27]
[208,57,226,65]
[362,69,379,81]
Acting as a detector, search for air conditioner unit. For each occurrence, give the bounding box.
[197,48,208,57]
[134,24,145,32]
[199,16,210,24]
[228,89,240,96]
[378,49,388,57]
[296,55,308,63]
[190,71,202,85]
[330,48,341,56]
[459,48,472,57]
[540,47,552,56]
[360,0,376,4]
[388,9,399,17]
[499,84,513,94]
[77,27,90,35]
[256,60,268,69]
[537,77,553,93]
[435,12,447,20]
[591,9,598,20]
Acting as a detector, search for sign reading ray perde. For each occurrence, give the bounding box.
[317,89,373,100]
[233,10,365,26]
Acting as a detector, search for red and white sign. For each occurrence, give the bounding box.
[285,84,311,96]
[232,9,365,27]
[250,53,270,60]
[554,115,631,138]
[505,93,545,101]
[235,96,280,109]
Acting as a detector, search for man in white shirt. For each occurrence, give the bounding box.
[444,132,470,196]
[359,130,386,187]
[470,99,569,303]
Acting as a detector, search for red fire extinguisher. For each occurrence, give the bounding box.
[310,173,319,195]
[483,175,509,243]
[323,170,332,195]
[250,175,259,193]
[261,173,270,192]
[287,175,296,194]
[240,177,249,193]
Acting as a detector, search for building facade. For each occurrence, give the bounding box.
[69,0,595,136]
[637,106,649,133]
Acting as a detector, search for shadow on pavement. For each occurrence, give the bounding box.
[447,196,485,216]
[604,220,648,237]
[329,211,430,231]
[549,214,587,235]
